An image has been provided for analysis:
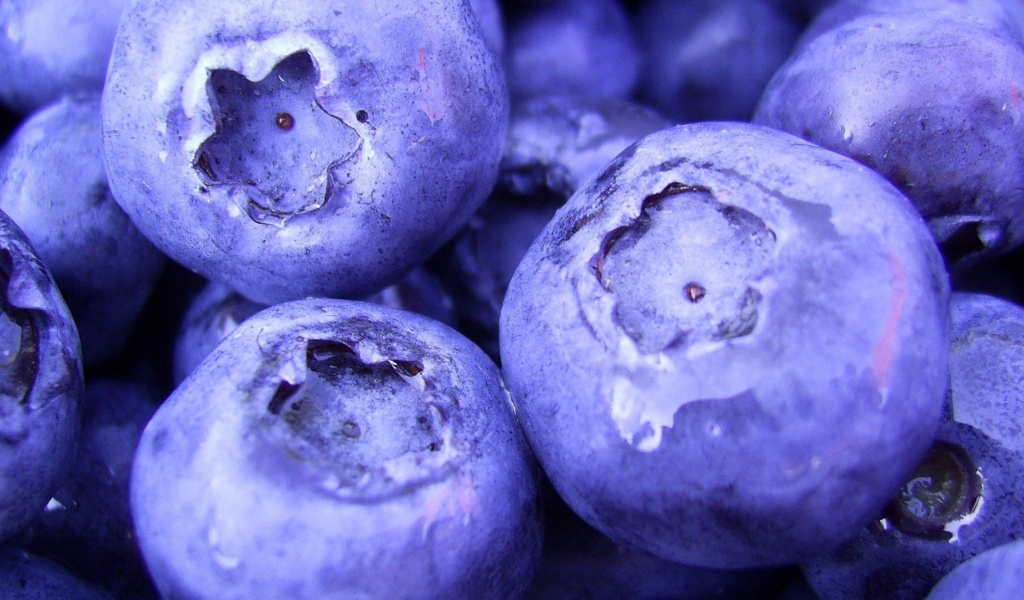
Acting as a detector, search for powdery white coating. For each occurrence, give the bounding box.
[0,93,166,365]
[103,0,508,305]
[0,211,82,544]
[0,0,128,113]
[500,122,950,568]
[132,298,541,599]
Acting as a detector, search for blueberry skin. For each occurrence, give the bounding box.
[0,548,112,600]
[504,0,640,101]
[132,298,542,599]
[795,0,1024,52]
[0,93,167,365]
[23,378,161,600]
[754,9,1024,268]
[103,0,508,305]
[0,210,82,544]
[0,0,128,114]
[500,122,950,569]
[634,0,802,124]
[925,540,1024,600]
[434,95,668,358]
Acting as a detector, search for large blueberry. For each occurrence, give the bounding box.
[103,0,507,304]
[0,93,167,365]
[132,298,542,598]
[0,210,82,543]
[754,7,1024,268]
[500,122,950,568]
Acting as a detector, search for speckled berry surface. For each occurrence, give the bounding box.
[500,122,951,569]
[132,298,542,599]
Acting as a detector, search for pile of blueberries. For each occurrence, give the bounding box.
[3,0,1024,598]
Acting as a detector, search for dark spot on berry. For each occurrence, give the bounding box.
[275,112,294,130]
[341,420,361,438]
[685,283,706,303]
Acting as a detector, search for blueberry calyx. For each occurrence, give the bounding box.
[257,336,458,502]
[883,440,983,541]
[192,51,361,226]
[592,181,776,353]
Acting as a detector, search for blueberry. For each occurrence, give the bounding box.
[132,298,542,598]
[0,548,112,600]
[434,95,668,358]
[500,122,950,568]
[503,0,640,101]
[925,540,1024,600]
[103,0,508,304]
[754,6,1024,268]
[0,209,82,543]
[0,93,167,365]
[0,0,128,114]
[634,0,802,123]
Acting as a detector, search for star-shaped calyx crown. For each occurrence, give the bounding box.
[193,51,360,225]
